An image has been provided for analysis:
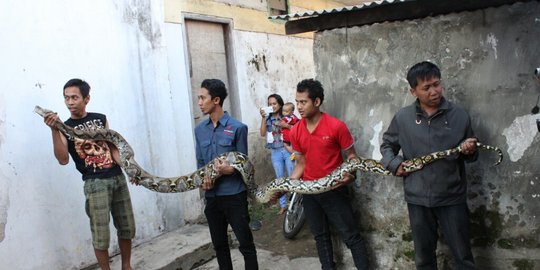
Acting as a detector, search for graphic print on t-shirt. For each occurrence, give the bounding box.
[72,118,114,172]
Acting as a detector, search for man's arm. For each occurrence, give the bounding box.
[333,146,358,187]
[235,125,248,155]
[194,129,205,169]
[343,145,357,161]
[289,152,305,180]
[460,114,478,162]
[380,116,405,176]
[194,128,214,191]
[43,112,69,165]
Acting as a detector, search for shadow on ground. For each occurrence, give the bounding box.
[250,204,317,259]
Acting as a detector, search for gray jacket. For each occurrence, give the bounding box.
[380,97,477,207]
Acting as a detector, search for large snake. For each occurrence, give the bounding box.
[35,105,503,203]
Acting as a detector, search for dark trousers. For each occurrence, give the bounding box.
[303,186,369,270]
[205,191,258,270]
[407,203,477,270]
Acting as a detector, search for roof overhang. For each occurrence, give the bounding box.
[270,0,536,35]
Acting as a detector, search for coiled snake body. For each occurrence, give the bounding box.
[35,105,503,203]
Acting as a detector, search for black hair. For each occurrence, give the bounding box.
[406,61,441,88]
[267,93,284,116]
[296,78,324,105]
[63,78,90,98]
[201,79,228,106]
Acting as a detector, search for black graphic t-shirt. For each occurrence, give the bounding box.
[64,113,123,180]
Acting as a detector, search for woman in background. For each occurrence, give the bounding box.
[259,94,295,214]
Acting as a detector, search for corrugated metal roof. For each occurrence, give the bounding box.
[268,0,410,20]
[269,0,532,34]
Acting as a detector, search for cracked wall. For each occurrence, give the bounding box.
[122,0,162,49]
[314,2,540,269]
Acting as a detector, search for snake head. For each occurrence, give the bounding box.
[34,105,54,117]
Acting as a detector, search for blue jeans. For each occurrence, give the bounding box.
[303,186,369,270]
[205,191,258,270]
[407,203,476,270]
[270,147,294,208]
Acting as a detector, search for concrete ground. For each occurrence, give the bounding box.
[84,223,321,270]
[193,248,321,270]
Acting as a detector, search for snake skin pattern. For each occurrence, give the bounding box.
[35,105,503,203]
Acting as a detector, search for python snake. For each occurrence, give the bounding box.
[35,105,503,203]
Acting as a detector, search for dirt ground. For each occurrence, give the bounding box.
[250,205,318,259]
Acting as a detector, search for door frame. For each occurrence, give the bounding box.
[180,12,241,123]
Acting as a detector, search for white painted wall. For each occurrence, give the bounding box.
[234,31,315,128]
[0,0,316,268]
[0,1,201,269]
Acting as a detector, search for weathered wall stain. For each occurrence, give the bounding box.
[247,53,268,72]
[502,114,538,162]
[122,0,162,49]
[483,33,499,60]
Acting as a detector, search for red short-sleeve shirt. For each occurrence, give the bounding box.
[290,113,354,180]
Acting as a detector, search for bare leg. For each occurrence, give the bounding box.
[119,239,133,270]
[94,249,111,270]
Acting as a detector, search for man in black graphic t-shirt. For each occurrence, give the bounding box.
[42,79,135,270]
[65,114,123,178]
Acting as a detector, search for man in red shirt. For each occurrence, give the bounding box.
[288,79,369,270]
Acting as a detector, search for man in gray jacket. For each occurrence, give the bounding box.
[380,61,478,270]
